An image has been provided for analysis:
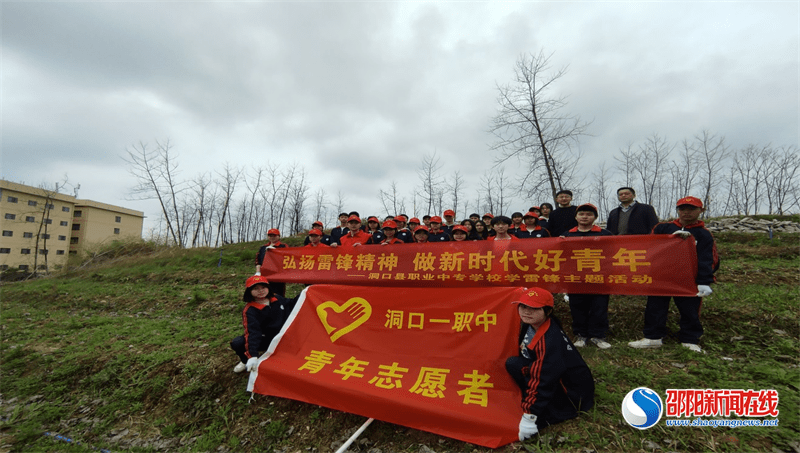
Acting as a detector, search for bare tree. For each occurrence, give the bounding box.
[378,181,405,216]
[763,145,800,214]
[214,163,242,246]
[731,145,770,215]
[190,173,212,247]
[287,168,310,234]
[123,140,185,246]
[417,151,443,215]
[588,163,613,222]
[690,130,728,215]
[448,171,464,216]
[490,51,592,201]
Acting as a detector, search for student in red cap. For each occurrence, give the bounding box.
[449,224,470,242]
[629,196,719,353]
[304,229,329,248]
[562,204,613,349]
[303,221,333,246]
[427,216,450,242]
[367,220,404,245]
[366,216,381,236]
[333,215,372,247]
[516,211,551,239]
[393,215,414,243]
[255,228,288,296]
[407,217,421,234]
[442,209,457,234]
[506,287,595,441]
[413,225,430,243]
[230,275,300,373]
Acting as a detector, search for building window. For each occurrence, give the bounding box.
[114,228,120,234]
[7,196,18,203]
[19,265,29,270]
[28,200,37,207]
[44,219,52,224]
[25,216,35,222]
[20,249,31,255]
[47,203,55,209]
[70,237,79,244]
[62,206,70,212]
[42,234,50,240]
[60,221,68,226]
[2,231,12,237]
[56,250,65,255]
[58,235,66,241]
[72,224,80,231]
[0,265,7,270]
[69,250,77,255]
[0,248,10,254]
[4,213,15,220]
[115,216,122,223]
[23,232,33,238]
[74,210,82,217]
[39,249,48,255]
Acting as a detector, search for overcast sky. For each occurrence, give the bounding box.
[3,1,798,232]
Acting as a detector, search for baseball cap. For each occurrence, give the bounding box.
[523,211,540,219]
[443,209,455,217]
[576,203,598,217]
[451,225,468,234]
[408,217,421,224]
[676,196,703,208]
[267,228,280,236]
[312,220,323,227]
[308,229,322,236]
[382,220,397,229]
[430,216,442,224]
[511,287,554,308]
[347,215,362,223]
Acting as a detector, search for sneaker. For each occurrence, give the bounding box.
[233,362,247,373]
[682,343,703,353]
[590,338,612,349]
[628,338,663,349]
[573,336,587,347]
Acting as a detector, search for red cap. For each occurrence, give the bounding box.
[347,215,362,223]
[394,215,407,222]
[367,216,379,223]
[511,287,554,308]
[430,216,443,224]
[443,209,455,217]
[267,228,280,236]
[382,220,397,229]
[408,217,421,224]
[246,275,270,288]
[312,220,323,227]
[576,203,598,217]
[414,225,430,233]
[451,225,468,234]
[676,196,703,208]
[308,229,322,236]
[523,211,540,219]
[483,213,494,219]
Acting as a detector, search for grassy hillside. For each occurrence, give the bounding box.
[1,231,798,453]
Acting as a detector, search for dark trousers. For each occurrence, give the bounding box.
[505,356,589,428]
[230,335,266,364]
[568,294,610,339]
[643,295,703,344]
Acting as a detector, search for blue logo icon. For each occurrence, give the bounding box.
[621,387,663,429]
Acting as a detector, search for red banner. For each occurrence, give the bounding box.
[247,285,524,447]
[260,236,698,296]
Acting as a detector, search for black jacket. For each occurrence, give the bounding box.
[606,202,659,235]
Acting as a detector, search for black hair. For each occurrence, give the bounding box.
[339,212,349,217]
[348,211,360,217]
[556,189,573,197]
[617,187,636,195]
[540,202,554,211]
[491,215,512,226]
[511,211,523,218]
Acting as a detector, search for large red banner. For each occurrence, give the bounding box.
[248,285,524,448]
[260,235,698,296]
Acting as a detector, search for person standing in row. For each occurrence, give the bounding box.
[545,190,578,237]
[255,228,287,296]
[562,204,613,349]
[606,187,659,235]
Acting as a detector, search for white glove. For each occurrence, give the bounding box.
[518,413,539,441]
[254,271,261,276]
[696,285,713,297]
[266,245,275,250]
[563,294,570,303]
[246,357,259,372]
[672,230,692,239]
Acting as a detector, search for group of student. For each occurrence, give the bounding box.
[232,187,719,442]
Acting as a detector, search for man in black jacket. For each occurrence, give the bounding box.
[606,187,659,235]
[545,190,578,237]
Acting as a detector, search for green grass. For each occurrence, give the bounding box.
[1,232,798,452]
